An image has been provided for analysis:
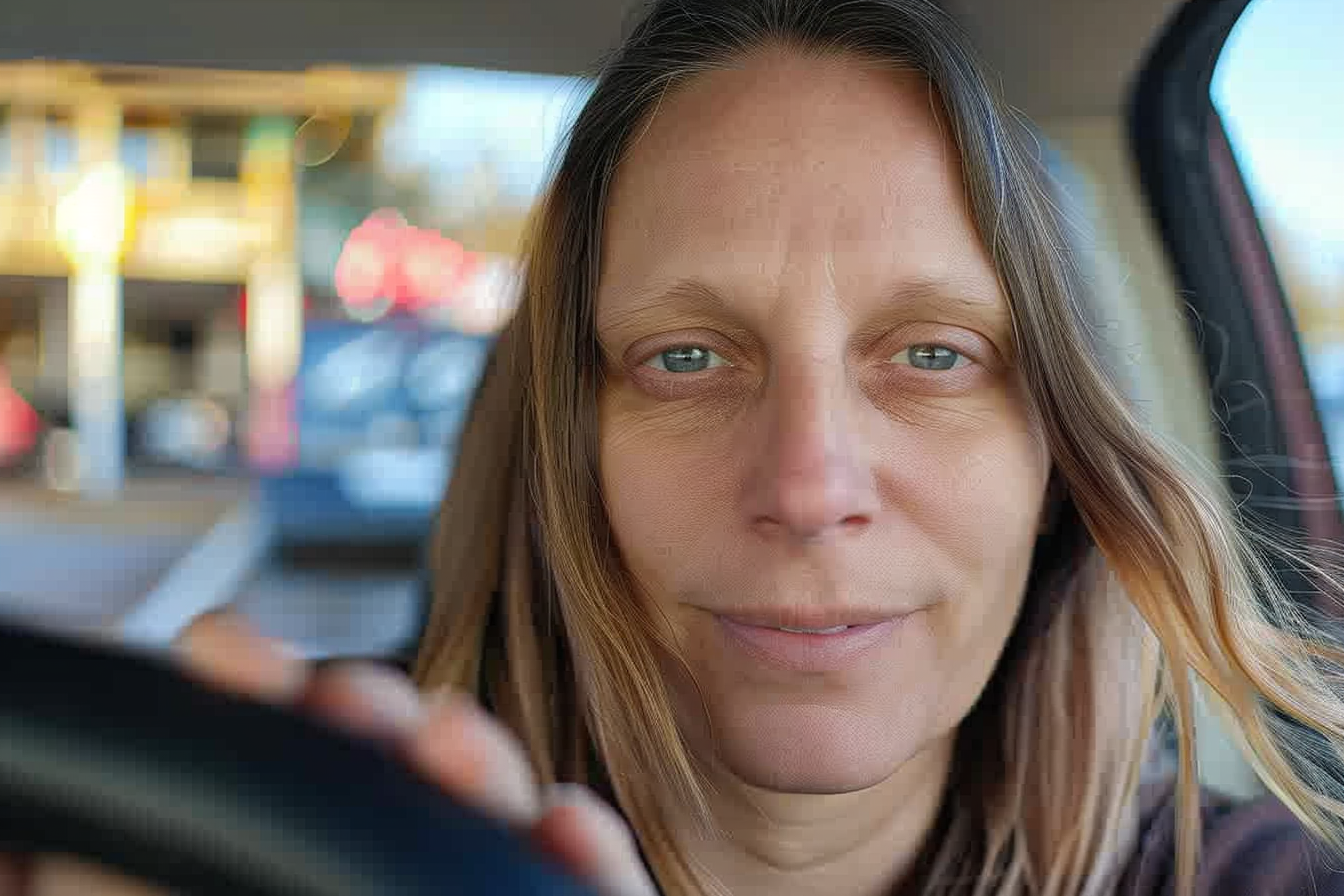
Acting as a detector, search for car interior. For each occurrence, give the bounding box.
[0,0,1338,891]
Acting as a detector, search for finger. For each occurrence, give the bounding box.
[299,662,425,742]
[404,693,540,826]
[173,612,307,704]
[29,857,164,896]
[532,785,659,896]
[0,854,32,896]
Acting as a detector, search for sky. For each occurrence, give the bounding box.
[1213,0,1344,253]
[380,66,593,202]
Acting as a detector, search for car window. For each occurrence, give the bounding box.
[1212,0,1344,485]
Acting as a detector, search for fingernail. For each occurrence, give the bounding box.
[268,639,308,663]
[540,783,640,867]
[426,691,495,735]
[425,687,477,710]
[334,665,425,730]
[542,783,597,810]
[541,783,627,839]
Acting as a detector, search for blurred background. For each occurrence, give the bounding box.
[0,0,1337,666]
[0,59,591,658]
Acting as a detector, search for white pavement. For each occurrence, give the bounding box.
[0,472,423,660]
[0,474,251,637]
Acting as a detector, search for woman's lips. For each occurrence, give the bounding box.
[714,615,905,673]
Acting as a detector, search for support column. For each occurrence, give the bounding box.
[60,101,128,498]
[242,116,302,470]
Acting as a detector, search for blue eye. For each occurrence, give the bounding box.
[646,346,729,373]
[891,344,966,371]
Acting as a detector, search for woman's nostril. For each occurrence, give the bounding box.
[751,512,870,543]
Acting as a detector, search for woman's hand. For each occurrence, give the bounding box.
[0,613,658,896]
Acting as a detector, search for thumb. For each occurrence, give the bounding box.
[531,784,660,896]
[0,854,31,896]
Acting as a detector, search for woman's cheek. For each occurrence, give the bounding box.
[600,407,741,572]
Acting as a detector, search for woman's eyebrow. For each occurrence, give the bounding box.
[884,275,1007,319]
[606,278,730,319]
[598,274,1009,336]
[610,275,1002,311]
[597,278,748,336]
[842,274,1010,344]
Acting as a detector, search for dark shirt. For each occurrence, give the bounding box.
[1118,779,1344,896]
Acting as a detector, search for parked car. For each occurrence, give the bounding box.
[253,315,491,546]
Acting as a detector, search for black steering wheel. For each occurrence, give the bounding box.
[0,622,597,896]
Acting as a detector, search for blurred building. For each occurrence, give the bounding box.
[0,61,406,490]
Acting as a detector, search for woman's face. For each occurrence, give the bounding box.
[595,50,1051,794]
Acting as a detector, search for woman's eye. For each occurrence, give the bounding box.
[890,344,967,371]
[645,345,729,373]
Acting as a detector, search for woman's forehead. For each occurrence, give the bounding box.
[611,52,954,206]
[598,50,1005,329]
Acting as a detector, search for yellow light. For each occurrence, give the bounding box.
[246,256,303,390]
[54,162,136,266]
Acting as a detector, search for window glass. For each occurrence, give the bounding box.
[1212,0,1344,473]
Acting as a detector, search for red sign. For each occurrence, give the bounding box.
[334,210,476,312]
[0,369,41,462]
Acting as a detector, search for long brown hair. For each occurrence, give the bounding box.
[412,2,1344,894]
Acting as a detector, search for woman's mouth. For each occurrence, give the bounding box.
[713,615,908,673]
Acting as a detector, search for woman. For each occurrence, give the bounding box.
[10,1,1344,895]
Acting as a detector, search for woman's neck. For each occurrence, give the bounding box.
[673,738,953,896]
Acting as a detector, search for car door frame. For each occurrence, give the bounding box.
[1129,0,1344,614]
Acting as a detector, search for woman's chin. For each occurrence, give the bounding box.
[704,700,935,795]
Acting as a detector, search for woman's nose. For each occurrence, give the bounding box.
[746,364,878,543]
